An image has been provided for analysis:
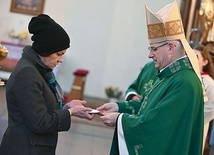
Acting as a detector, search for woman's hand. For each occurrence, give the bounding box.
[69,106,94,120]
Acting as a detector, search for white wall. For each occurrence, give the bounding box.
[0,0,181,99]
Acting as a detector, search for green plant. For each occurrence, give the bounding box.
[105,86,123,99]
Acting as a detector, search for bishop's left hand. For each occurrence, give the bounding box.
[100,112,120,127]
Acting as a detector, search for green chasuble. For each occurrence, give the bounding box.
[111,57,204,155]
[125,61,158,101]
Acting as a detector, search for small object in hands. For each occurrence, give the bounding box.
[89,109,100,114]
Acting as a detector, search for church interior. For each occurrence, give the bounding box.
[0,0,214,154]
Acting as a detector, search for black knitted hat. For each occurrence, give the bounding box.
[28,14,70,56]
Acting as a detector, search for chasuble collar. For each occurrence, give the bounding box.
[157,57,193,80]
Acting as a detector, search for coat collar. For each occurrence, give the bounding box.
[22,45,51,70]
[22,45,52,80]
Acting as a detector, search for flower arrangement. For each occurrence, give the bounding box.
[8,30,29,41]
[105,86,123,100]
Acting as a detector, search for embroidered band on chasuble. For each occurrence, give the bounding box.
[169,61,182,73]
[145,0,208,102]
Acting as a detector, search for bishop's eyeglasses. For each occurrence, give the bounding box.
[148,42,168,53]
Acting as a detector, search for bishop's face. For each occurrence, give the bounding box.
[148,41,170,70]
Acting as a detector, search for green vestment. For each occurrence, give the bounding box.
[125,61,158,101]
[111,57,204,155]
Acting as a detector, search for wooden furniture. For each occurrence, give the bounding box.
[67,69,89,102]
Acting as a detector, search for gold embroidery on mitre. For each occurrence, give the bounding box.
[147,23,165,39]
[147,19,184,39]
[165,19,184,36]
